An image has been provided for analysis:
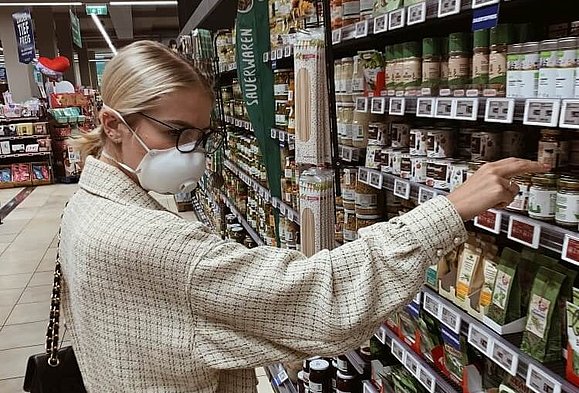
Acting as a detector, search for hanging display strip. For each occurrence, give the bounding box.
[218,62,237,73]
[264,44,294,64]
[419,287,577,393]
[224,159,300,225]
[224,115,254,132]
[265,363,297,393]
[271,127,296,145]
[220,192,265,246]
[191,193,214,230]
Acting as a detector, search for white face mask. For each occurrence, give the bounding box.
[101,105,206,195]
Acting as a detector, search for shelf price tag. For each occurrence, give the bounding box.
[468,324,491,356]
[526,364,562,393]
[491,339,519,376]
[277,368,289,384]
[507,216,541,249]
[374,326,387,344]
[455,98,479,121]
[389,97,406,115]
[417,368,436,393]
[342,146,354,162]
[524,99,561,127]
[416,97,435,117]
[391,339,406,363]
[276,47,283,59]
[279,204,287,215]
[371,97,386,114]
[393,178,411,200]
[423,292,441,318]
[332,28,342,44]
[562,234,579,266]
[369,170,383,189]
[373,14,388,34]
[284,45,292,58]
[355,20,369,38]
[358,167,370,184]
[271,128,277,139]
[407,2,426,25]
[435,98,455,118]
[418,187,436,204]
[474,209,502,234]
[559,99,579,129]
[440,304,461,334]
[472,0,499,9]
[279,130,286,142]
[404,353,420,376]
[270,50,277,61]
[485,98,515,123]
[356,97,369,112]
[438,0,460,18]
[388,8,405,30]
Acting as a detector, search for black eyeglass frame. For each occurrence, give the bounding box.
[137,112,225,154]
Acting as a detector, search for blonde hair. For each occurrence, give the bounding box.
[73,40,214,160]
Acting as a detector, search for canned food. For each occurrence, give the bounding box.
[427,129,455,158]
[410,156,428,183]
[400,153,412,179]
[471,131,501,161]
[410,128,428,156]
[391,123,411,148]
[426,159,451,190]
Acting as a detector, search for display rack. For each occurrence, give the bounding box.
[220,192,266,246]
[265,363,297,393]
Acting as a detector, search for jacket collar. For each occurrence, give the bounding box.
[79,156,165,210]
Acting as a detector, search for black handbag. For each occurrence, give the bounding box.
[23,223,87,393]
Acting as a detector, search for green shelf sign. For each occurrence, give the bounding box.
[86,4,108,16]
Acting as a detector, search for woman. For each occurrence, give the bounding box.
[62,40,547,392]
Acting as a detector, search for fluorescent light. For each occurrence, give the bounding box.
[0,2,83,5]
[91,13,117,56]
[110,1,177,5]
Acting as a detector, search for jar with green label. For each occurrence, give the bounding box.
[519,42,540,98]
[472,29,490,92]
[556,37,577,98]
[489,24,513,96]
[506,44,522,98]
[448,32,471,91]
[422,37,441,95]
[393,44,404,94]
[556,177,579,227]
[440,37,449,92]
[538,39,558,98]
[528,174,558,221]
[403,41,422,94]
[506,175,532,213]
[385,46,396,93]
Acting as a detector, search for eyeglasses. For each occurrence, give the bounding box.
[138,112,225,154]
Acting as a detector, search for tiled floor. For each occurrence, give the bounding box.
[0,184,274,392]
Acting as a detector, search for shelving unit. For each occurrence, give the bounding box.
[265,363,297,393]
[220,192,266,246]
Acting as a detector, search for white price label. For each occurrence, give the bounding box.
[559,99,579,129]
[562,234,579,266]
[468,324,491,356]
[404,354,420,376]
[417,368,436,393]
[407,2,426,25]
[485,98,515,123]
[438,0,460,18]
[413,292,422,305]
[332,29,342,44]
[277,368,289,384]
[369,170,383,189]
[472,0,499,9]
[491,339,518,376]
[270,50,277,61]
[284,45,292,58]
[455,98,479,121]
[356,97,369,112]
[435,98,455,118]
[418,187,436,205]
[264,191,271,202]
[374,326,387,344]
[276,48,283,59]
[371,97,386,114]
[263,52,269,63]
[393,178,411,199]
[355,20,369,38]
[440,304,461,334]
[388,8,405,30]
[526,364,562,393]
[524,99,561,127]
[279,130,286,142]
[342,146,354,162]
[507,216,541,249]
[279,204,287,215]
[389,97,406,115]
[373,14,388,34]
[416,97,435,117]
[423,292,441,318]
[358,167,370,184]
[271,128,277,139]
[474,209,502,235]
[391,340,406,363]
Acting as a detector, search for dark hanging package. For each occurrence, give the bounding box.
[486,248,522,326]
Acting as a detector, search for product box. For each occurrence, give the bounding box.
[38,138,52,152]
[34,122,48,135]
[0,141,10,155]
[16,123,34,135]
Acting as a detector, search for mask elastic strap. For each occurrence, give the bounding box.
[101,150,139,175]
[101,104,151,153]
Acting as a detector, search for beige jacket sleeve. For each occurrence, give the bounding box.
[187,196,467,369]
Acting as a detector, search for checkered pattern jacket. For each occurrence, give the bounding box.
[59,156,466,392]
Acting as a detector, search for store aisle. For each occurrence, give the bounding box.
[0,185,274,393]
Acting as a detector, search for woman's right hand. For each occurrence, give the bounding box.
[446,158,550,221]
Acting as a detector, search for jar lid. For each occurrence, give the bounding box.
[532,173,558,186]
[336,371,356,380]
[356,214,382,220]
[508,43,522,53]
[449,32,469,53]
[522,41,540,53]
[403,41,421,58]
[558,37,577,50]
[490,24,513,46]
[473,29,489,48]
[558,178,579,189]
[310,359,330,372]
[541,128,561,136]
[273,68,293,73]
[422,37,441,57]
[539,39,558,51]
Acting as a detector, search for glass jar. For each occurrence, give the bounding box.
[427,128,455,158]
[506,43,522,98]
[410,128,428,156]
[352,110,371,148]
[385,46,395,94]
[528,174,558,221]
[352,55,365,94]
[410,156,428,183]
[440,37,449,91]
[309,359,330,393]
[403,41,422,94]
[506,175,532,213]
[343,209,357,242]
[335,61,344,94]
[342,168,357,209]
[502,129,525,158]
[400,153,412,179]
[355,181,381,215]
[342,104,355,146]
[368,122,389,146]
[556,177,579,227]
[391,122,410,148]
[274,69,292,98]
[342,57,354,98]
[426,159,451,190]
[458,128,475,158]
[422,37,441,95]
[489,24,513,96]
[472,29,490,91]
[538,129,569,169]
[356,214,381,231]
[275,99,288,129]
[342,0,360,26]
[448,32,470,91]
[556,37,578,98]
[336,371,356,393]
[519,41,540,98]
[471,131,501,161]
[538,39,559,98]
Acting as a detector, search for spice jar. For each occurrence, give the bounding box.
[556,37,578,98]
[489,24,513,96]
[529,174,558,221]
[556,177,579,227]
[309,359,330,393]
[519,41,540,98]
[506,175,532,213]
[471,130,501,161]
[538,129,569,169]
[538,39,559,98]
[410,128,428,156]
[343,209,357,242]
[506,43,522,98]
[472,29,490,92]
[502,129,525,158]
[341,104,355,146]
[427,128,455,158]
[357,214,381,231]
[410,156,428,183]
[422,37,441,95]
[352,110,370,148]
[274,69,292,98]
[368,121,389,145]
[391,122,410,148]
[355,181,381,215]
[448,32,471,91]
[403,41,422,95]
[336,371,356,393]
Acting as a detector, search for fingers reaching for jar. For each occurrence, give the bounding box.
[446,158,551,221]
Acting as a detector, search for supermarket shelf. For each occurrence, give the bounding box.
[191,193,211,226]
[374,324,460,393]
[345,350,365,375]
[358,167,578,256]
[266,363,297,393]
[270,128,296,145]
[0,134,50,141]
[264,44,294,64]
[362,380,380,393]
[218,62,237,73]
[0,116,41,123]
[224,159,300,225]
[0,151,51,159]
[220,192,266,246]
[224,115,253,132]
[421,287,579,393]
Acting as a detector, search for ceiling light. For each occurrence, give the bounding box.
[0,2,83,5]
[91,13,117,56]
[110,1,177,5]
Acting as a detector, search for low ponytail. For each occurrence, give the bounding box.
[69,125,106,163]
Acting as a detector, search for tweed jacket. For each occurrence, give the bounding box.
[59,156,467,392]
